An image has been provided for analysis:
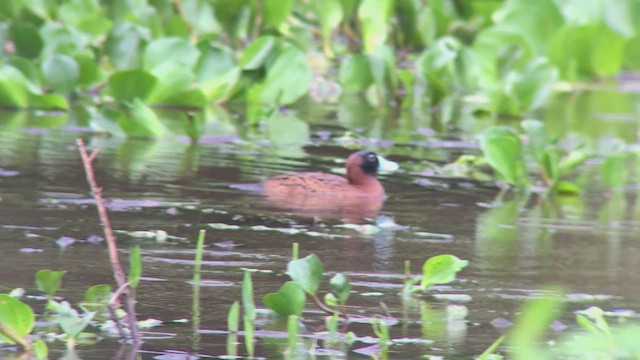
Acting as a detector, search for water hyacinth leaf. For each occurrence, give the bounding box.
[195,44,236,83]
[242,270,256,321]
[143,37,200,72]
[28,93,69,110]
[479,127,529,188]
[73,52,102,88]
[315,0,343,56]
[560,150,589,175]
[117,99,166,138]
[0,65,29,108]
[0,294,34,344]
[55,301,96,338]
[35,269,67,298]
[128,246,141,289]
[521,120,548,163]
[602,153,629,188]
[490,58,558,115]
[264,0,294,31]
[287,254,324,295]
[105,22,148,70]
[42,54,79,94]
[239,36,276,70]
[108,69,158,103]
[200,67,240,102]
[9,22,42,59]
[421,254,468,290]
[329,273,351,303]
[358,0,392,52]
[339,54,374,92]
[84,284,112,303]
[147,64,195,104]
[261,46,312,105]
[263,281,306,316]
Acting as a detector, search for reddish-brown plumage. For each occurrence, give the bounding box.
[263,151,386,198]
[261,151,397,222]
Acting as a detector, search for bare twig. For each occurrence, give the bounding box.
[76,138,141,344]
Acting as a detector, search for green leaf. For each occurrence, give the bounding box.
[242,270,256,321]
[227,301,240,332]
[42,54,79,94]
[358,0,392,52]
[541,148,561,184]
[108,69,158,103]
[287,254,324,295]
[147,64,195,105]
[73,52,102,88]
[55,301,95,338]
[32,338,48,359]
[239,36,276,70]
[0,65,29,108]
[329,273,351,303]
[479,127,529,188]
[28,92,69,110]
[521,120,548,163]
[35,269,67,298]
[0,294,34,344]
[559,150,589,175]
[128,246,141,289]
[478,335,505,360]
[261,45,312,105]
[508,292,563,359]
[264,0,294,31]
[143,37,200,72]
[339,54,374,92]
[601,153,629,188]
[9,22,42,59]
[315,0,343,56]
[117,99,166,138]
[421,254,468,291]
[263,281,306,316]
[554,180,581,195]
[84,284,112,303]
[105,22,148,70]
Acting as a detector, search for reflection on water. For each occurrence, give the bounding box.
[0,92,640,358]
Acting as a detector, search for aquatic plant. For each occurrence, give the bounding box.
[0,0,636,140]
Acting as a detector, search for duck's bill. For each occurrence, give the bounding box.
[377,155,399,173]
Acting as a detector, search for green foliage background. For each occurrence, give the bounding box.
[1,0,638,126]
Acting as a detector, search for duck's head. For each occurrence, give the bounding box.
[346,150,399,184]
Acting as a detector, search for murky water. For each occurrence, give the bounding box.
[1,90,640,359]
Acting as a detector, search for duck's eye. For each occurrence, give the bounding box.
[366,153,377,162]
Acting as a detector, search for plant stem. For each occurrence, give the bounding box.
[76,138,141,344]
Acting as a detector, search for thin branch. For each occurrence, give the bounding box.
[76,138,141,344]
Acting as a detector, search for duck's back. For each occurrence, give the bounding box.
[263,172,350,196]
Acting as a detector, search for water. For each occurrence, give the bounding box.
[1,90,640,358]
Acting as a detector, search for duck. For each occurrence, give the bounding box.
[262,151,398,221]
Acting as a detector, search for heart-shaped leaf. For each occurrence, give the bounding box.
[0,294,34,344]
[263,281,306,316]
[84,284,112,303]
[108,69,158,103]
[421,254,468,291]
[55,301,95,338]
[35,269,67,298]
[287,254,324,295]
[329,273,351,303]
[479,126,529,189]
